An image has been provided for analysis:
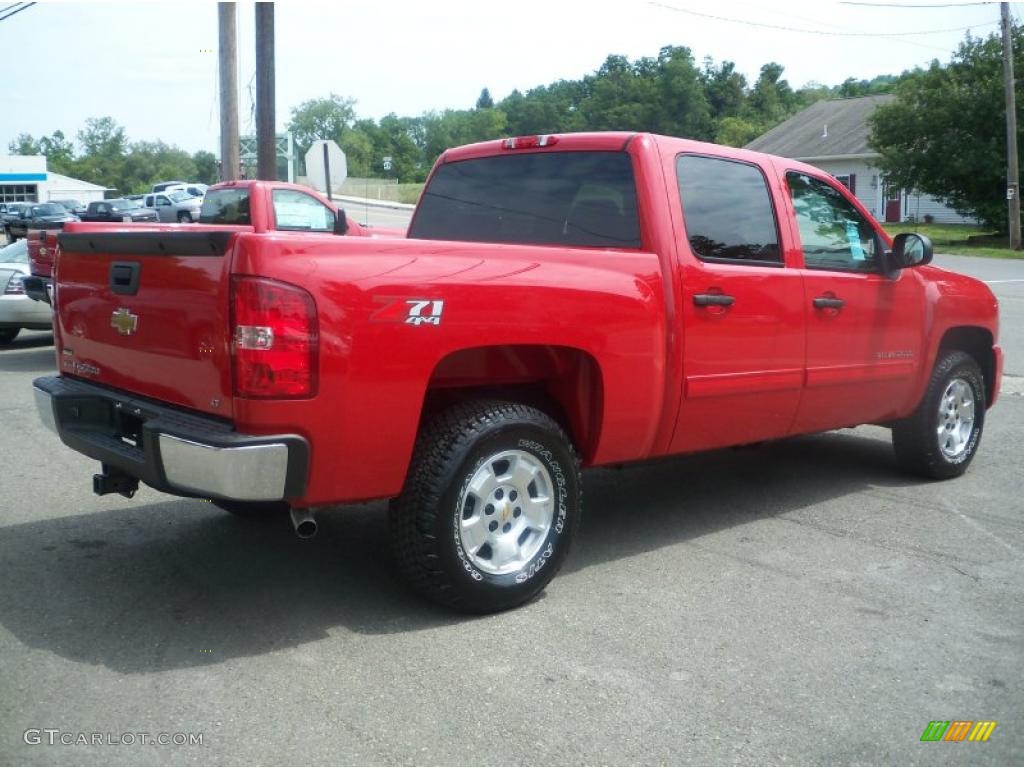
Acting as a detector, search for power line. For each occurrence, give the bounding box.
[0,3,23,14]
[0,2,35,22]
[728,0,957,52]
[841,2,993,7]
[649,1,998,36]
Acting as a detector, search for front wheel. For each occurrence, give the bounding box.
[391,400,581,613]
[892,350,986,479]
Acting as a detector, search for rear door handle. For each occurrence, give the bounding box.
[813,296,845,309]
[693,293,735,307]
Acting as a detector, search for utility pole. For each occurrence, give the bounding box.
[1001,2,1021,249]
[217,2,239,181]
[255,1,276,181]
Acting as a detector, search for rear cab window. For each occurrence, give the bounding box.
[409,151,641,248]
[199,188,251,225]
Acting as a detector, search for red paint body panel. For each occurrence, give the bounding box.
[28,229,60,278]
[49,136,1002,507]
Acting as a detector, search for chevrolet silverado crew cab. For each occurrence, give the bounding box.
[34,133,1002,613]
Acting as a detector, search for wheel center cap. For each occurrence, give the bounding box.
[500,501,511,523]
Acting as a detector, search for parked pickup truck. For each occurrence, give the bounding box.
[80,198,160,224]
[34,132,1002,613]
[21,183,369,304]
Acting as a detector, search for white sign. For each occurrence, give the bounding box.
[305,140,347,194]
[382,156,393,171]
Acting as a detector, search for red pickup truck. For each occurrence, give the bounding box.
[33,132,1002,612]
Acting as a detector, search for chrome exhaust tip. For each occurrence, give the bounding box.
[289,507,318,539]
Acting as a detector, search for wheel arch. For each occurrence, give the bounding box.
[420,344,604,463]
[938,326,996,408]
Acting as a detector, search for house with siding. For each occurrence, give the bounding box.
[745,94,975,224]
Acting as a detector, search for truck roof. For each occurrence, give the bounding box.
[440,131,827,180]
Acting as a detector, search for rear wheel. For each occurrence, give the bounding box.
[892,350,986,479]
[178,212,193,223]
[391,400,581,613]
[0,328,20,345]
[213,500,289,519]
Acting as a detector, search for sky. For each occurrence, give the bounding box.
[0,0,1016,155]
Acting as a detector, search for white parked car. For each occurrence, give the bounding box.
[0,239,52,345]
[143,191,204,223]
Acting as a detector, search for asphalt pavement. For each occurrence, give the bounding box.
[0,252,1022,766]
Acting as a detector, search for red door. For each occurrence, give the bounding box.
[785,171,924,433]
[884,184,902,223]
[669,154,805,454]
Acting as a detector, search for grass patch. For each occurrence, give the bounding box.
[881,223,1024,259]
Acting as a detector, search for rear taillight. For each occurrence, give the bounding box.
[4,273,24,295]
[231,276,318,398]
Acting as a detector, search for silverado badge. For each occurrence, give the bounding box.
[110,308,139,336]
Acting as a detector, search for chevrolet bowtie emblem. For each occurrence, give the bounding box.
[110,308,139,335]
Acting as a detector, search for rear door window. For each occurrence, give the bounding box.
[409,151,641,248]
[676,155,781,264]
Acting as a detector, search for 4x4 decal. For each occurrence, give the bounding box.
[371,297,445,326]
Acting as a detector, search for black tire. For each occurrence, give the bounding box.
[391,400,582,613]
[178,212,192,223]
[892,350,986,480]
[0,328,20,345]
[213,500,289,519]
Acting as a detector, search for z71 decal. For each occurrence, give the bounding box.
[371,297,445,327]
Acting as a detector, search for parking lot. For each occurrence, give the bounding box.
[1,249,1022,765]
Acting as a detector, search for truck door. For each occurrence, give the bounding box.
[784,171,924,434]
[669,154,805,453]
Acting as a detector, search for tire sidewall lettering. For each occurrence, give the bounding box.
[447,429,575,589]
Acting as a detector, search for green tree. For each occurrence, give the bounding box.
[38,130,76,174]
[192,150,219,185]
[8,133,40,155]
[869,28,1019,229]
[703,58,747,120]
[652,46,712,139]
[476,88,494,109]
[287,93,358,155]
[747,63,795,128]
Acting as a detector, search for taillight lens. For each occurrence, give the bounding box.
[4,272,24,295]
[231,276,318,398]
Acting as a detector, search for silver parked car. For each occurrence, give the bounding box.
[143,190,204,223]
[0,239,52,345]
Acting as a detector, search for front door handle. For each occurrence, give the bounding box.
[813,296,845,309]
[693,293,735,307]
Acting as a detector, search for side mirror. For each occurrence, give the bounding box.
[888,232,933,271]
[334,208,348,235]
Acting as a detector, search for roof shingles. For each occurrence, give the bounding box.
[744,94,894,159]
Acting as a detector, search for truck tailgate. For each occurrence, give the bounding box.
[55,224,250,419]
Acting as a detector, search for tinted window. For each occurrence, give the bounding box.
[199,188,250,225]
[787,172,879,273]
[32,204,65,216]
[677,155,780,264]
[410,151,641,248]
[272,189,333,231]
